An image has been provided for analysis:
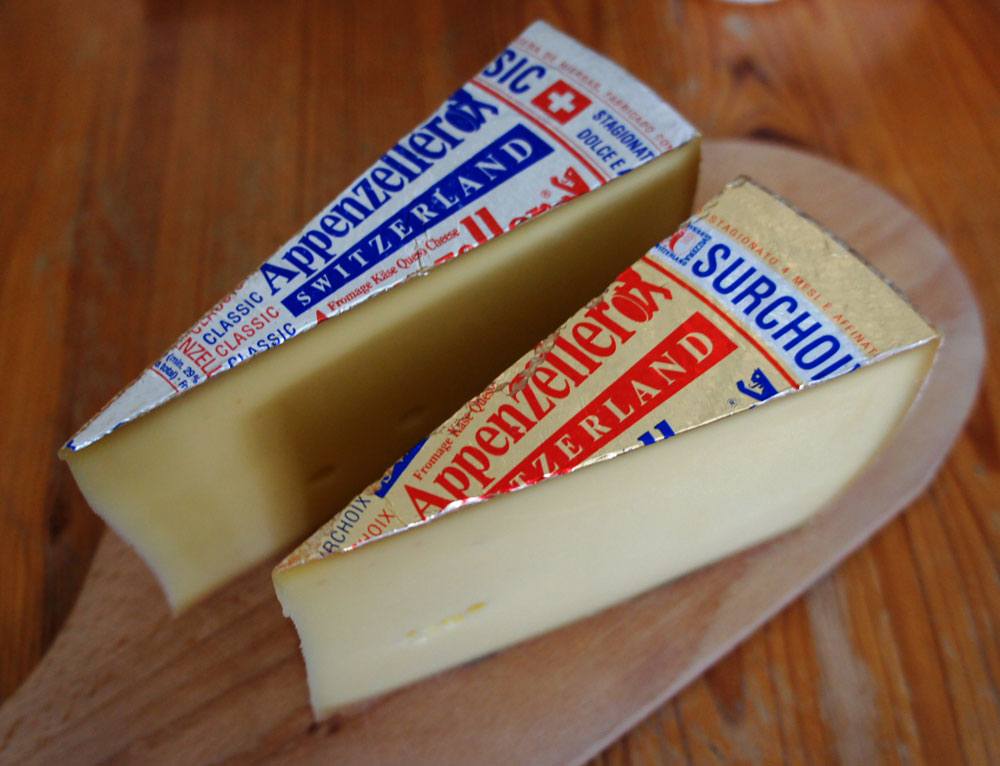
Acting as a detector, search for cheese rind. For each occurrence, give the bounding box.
[274,178,939,716]
[63,22,700,609]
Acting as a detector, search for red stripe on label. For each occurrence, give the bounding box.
[642,255,799,388]
[152,366,180,391]
[487,311,736,493]
[471,79,608,184]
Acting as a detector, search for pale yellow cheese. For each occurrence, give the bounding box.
[65,139,700,610]
[274,343,935,717]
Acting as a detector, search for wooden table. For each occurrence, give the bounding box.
[1,1,996,762]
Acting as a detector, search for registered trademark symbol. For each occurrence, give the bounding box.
[541,189,551,198]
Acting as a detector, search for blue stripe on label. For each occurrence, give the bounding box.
[375,439,428,498]
[637,418,674,446]
[282,124,553,317]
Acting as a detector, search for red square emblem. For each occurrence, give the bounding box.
[531,80,592,124]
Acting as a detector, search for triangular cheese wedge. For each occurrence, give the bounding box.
[274,178,939,717]
[61,22,700,609]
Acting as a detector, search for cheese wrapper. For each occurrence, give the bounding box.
[279,177,937,568]
[65,20,697,453]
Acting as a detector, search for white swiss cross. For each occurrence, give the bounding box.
[545,90,579,114]
[531,81,592,124]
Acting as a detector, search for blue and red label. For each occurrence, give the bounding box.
[68,20,697,452]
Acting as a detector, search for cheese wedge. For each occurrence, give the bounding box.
[274,178,939,717]
[61,22,700,609]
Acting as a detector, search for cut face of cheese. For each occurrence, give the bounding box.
[66,139,700,610]
[62,22,700,610]
[274,178,939,717]
[276,345,934,717]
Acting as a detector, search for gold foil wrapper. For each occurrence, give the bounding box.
[277,178,937,572]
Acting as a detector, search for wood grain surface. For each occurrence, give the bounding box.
[0,139,985,766]
[0,1,996,763]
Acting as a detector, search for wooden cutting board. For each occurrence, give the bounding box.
[0,139,984,766]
